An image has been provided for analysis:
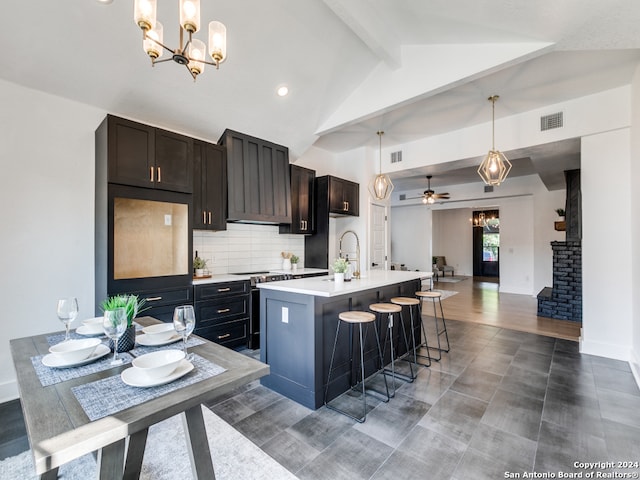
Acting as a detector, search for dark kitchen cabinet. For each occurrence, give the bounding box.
[105,115,193,194]
[193,140,227,230]
[280,164,315,234]
[218,129,292,223]
[194,281,250,348]
[327,175,359,216]
[304,175,360,268]
[128,286,194,323]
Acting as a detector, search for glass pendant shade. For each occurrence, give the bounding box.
[478,95,511,186]
[209,21,227,65]
[188,38,206,75]
[143,21,163,59]
[478,150,512,186]
[180,0,200,33]
[134,0,157,31]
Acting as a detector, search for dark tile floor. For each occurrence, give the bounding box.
[3,320,639,479]
[208,320,640,479]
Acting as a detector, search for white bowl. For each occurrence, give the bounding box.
[132,349,185,379]
[142,323,176,342]
[82,317,104,334]
[49,338,102,363]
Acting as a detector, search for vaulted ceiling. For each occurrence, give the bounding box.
[2,1,639,190]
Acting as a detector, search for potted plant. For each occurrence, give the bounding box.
[100,294,147,352]
[555,208,565,219]
[193,256,208,277]
[290,254,299,271]
[333,258,349,284]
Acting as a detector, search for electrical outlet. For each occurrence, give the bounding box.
[164,214,172,226]
[282,306,289,323]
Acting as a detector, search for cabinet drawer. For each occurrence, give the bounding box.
[195,281,249,301]
[195,295,249,325]
[131,286,193,308]
[195,319,248,347]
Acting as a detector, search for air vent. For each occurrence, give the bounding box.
[399,194,406,200]
[541,112,563,131]
[484,185,494,193]
[390,151,402,163]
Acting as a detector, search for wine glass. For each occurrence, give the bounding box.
[173,305,196,360]
[103,308,127,365]
[56,297,79,341]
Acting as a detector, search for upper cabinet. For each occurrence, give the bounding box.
[193,140,227,231]
[219,129,292,224]
[326,175,359,216]
[105,115,193,194]
[280,164,315,235]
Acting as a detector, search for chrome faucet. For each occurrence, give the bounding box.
[339,230,361,279]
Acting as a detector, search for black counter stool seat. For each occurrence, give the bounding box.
[390,296,431,372]
[324,310,390,423]
[415,290,450,361]
[369,302,415,397]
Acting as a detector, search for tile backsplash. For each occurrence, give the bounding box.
[193,223,305,274]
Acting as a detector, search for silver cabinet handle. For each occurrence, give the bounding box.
[157,166,161,182]
[145,296,162,302]
[150,166,154,182]
[203,211,207,224]
[217,308,230,314]
[208,211,212,224]
[217,333,231,339]
[217,287,231,292]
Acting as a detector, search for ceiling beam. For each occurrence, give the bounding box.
[322,0,402,70]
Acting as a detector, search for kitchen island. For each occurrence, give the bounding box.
[258,270,432,409]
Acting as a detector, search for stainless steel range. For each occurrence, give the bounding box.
[232,272,292,349]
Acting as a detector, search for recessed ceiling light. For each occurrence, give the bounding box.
[277,86,289,97]
[97,0,114,4]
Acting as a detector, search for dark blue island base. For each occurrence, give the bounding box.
[259,278,421,409]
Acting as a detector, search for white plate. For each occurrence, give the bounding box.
[42,344,110,368]
[136,333,182,347]
[76,325,104,337]
[121,359,194,387]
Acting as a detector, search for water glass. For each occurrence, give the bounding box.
[56,297,79,341]
[173,305,196,360]
[103,307,127,365]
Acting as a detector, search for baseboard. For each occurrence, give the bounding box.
[579,337,630,362]
[630,348,640,391]
[0,380,19,404]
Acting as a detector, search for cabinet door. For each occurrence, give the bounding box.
[193,141,227,230]
[193,141,206,229]
[282,164,315,234]
[328,176,346,213]
[155,128,193,193]
[343,179,359,216]
[203,143,227,230]
[107,116,155,189]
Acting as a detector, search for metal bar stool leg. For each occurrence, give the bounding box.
[437,296,450,353]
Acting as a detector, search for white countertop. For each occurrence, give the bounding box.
[191,268,330,285]
[257,270,432,297]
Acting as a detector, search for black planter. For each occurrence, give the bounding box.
[109,325,136,353]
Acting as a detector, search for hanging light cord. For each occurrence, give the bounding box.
[377,131,384,174]
[489,95,498,150]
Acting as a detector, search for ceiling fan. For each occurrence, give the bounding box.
[419,175,450,204]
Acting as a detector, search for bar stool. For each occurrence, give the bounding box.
[390,297,431,371]
[369,302,414,397]
[324,310,389,423]
[415,290,450,361]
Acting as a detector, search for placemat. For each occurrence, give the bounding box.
[130,336,206,356]
[71,354,227,421]
[31,353,134,387]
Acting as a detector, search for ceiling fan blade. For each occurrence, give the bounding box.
[433,194,450,199]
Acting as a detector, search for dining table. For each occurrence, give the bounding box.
[9,316,270,479]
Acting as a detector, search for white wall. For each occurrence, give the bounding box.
[0,79,104,401]
[432,209,473,276]
[581,128,633,361]
[631,66,640,385]
[390,205,432,271]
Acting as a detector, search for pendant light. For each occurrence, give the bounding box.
[368,131,394,200]
[478,95,512,186]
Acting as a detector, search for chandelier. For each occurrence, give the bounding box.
[368,131,394,200]
[478,95,512,186]
[134,0,227,81]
